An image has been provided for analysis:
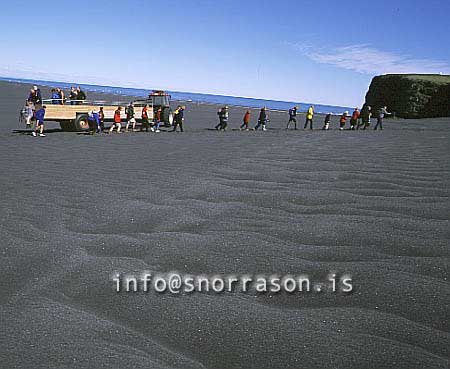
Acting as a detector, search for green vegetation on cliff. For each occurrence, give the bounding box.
[365,74,450,118]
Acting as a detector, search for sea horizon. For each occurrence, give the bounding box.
[0,76,352,114]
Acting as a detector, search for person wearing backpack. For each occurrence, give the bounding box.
[286,106,298,130]
[125,102,136,132]
[215,106,228,131]
[254,107,269,131]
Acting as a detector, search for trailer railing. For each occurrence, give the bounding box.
[41,99,133,106]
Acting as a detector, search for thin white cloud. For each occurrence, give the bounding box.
[286,42,450,75]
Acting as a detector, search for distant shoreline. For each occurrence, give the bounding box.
[0,76,352,115]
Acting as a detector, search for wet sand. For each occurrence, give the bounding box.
[0,80,449,369]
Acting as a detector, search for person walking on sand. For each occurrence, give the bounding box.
[152,107,162,132]
[172,105,185,132]
[304,105,314,130]
[25,101,34,128]
[140,104,150,132]
[286,106,298,130]
[339,111,349,130]
[88,109,101,134]
[322,113,332,130]
[125,102,136,132]
[254,107,269,131]
[109,106,122,133]
[359,105,372,130]
[240,110,251,130]
[32,105,46,137]
[98,107,105,132]
[215,107,222,130]
[374,106,390,130]
[350,107,360,130]
[172,106,180,131]
[215,106,228,131]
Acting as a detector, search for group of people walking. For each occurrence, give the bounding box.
[96,103,186,135]
[216,106,271,131]
[23,85,391,137]
[215,104,390,132]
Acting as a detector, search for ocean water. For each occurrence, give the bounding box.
[0,76,351,114]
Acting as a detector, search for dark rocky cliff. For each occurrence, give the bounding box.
[365,74,450,118]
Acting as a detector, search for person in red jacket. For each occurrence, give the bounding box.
[240,110,251,130]
[339,111,349,130]
[109,106,122,133]
[350,108,360,130]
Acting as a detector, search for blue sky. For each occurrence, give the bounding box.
[0,0,449,106]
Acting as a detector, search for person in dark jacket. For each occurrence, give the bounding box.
[76,86,86,104]
[125,102,136,132]
[254,107,268,131]
[358,105,372,130]
[28,86,42,106]
[215,106,229,130]
[286,106,298,130]
[172,106,185,132]
[98,107,105,131]
[374,106,390,130]
[69,87,78,105]
[32,105,46,137]
[322,113,332,130]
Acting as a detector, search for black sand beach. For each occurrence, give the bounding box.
[0,81,449,369]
